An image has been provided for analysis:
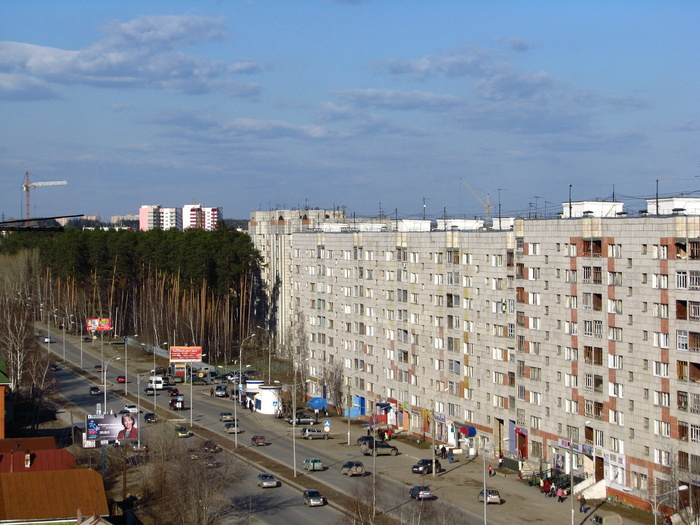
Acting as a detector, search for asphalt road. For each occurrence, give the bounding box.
[41,328,646,525]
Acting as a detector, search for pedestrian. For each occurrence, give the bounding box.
[549,483,556,498]
[498,456,504,469]
[540,478,546,495]
[557,487,564,503]
[314,408,319,421]
[387,429,393,440]
[440,445,446,459]
[488,465,494,477]
[210,386,214,397]
[579,495,587,513]
[664,515,672,525]
[367,427,371,437]
[448,449,454,463]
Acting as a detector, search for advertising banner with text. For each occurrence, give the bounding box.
[86,318,112,332]
[86,413,138,442]
[170,346,203,363]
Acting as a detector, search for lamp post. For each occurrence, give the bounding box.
[190,354,206,427]
[275,378,309,477]
[569,420,591,525]
[239,334,256,389]
[103,356,122,411]
[79,319,84,369]
[648,486,689,525]
[482,436,489,525]
[256,325,273,384]
[136,373,146,450]
[62,318,66,362]
[431,388,450,478]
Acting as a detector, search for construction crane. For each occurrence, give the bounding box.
[22,171,68,221]
[460,178,492,227]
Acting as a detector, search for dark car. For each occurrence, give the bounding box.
[144,412,158,423]
[94,365,102,373]
[82,336,93,342]
[49,364,61,371]
[361,440,399,456]
[144,387,156,396]
[89,386,101,396]
[168,388,180,397]
[409,486,436,500]
[412,458,441,475]
[286,413,317,425]
[356,435,374,447]
[251,435,268,446]
[341,461,365,477]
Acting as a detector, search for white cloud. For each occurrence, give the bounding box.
[0,15,265,100]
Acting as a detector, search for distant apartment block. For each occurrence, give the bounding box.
[139,204,221,231]
[249,198,700,511]
[183,204,222,231]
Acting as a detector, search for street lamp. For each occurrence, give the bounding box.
[256,325,273,384]
[103,356,122,410]
[190,353,207,427]
[649,485,689,525]
[136,373,147,450]
[431,388,450,478]
[569,420,591,525]
[275,378,310,477]
[238,334,256,390]
[62,317,66,362]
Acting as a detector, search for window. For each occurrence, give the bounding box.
[654,391,670,407]
[653,361,669,378]
[654,420,671,437]
[654,449,671,467]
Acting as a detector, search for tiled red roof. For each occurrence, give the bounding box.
[0,437,56,452]
[0,469,109,520]
[0,448,76,472]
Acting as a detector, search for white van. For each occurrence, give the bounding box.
[148,376,164,390]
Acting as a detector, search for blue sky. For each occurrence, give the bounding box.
[1,1,698,222]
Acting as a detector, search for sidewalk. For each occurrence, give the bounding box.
[38,324,651,524]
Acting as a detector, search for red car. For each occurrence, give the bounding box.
[117,375,126,383]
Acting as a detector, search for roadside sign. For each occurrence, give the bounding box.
[324,425,330,432]
[324,420,331,427]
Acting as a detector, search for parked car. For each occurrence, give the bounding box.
[361,441,399,456]
[301,427,329,440]
[409,485,436,500]
[202,440,222,453]
[224,422,242,434]
[412,458,441,475]
[340,461,365,477]
[302,489,326,507]
[117,375,126,383]
[203,456,223,469]
[144,413,157,423]
[356,435,374,447]
[82,336,93,342]
[478,489,503,505]
[257,473,278,488]
[144,387,156,396]
[175,426,192,438]
[286,413,317,425]
[123,404,138,414]
[89,386,101,396]
[302,458,324,472]
[251,435,268,446]
[219,412,236,422]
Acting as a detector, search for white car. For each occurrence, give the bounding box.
[124,404,138,414]
[224,422,242,434]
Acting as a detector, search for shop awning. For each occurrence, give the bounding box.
[306,397,328,410]
[453,422,477,436]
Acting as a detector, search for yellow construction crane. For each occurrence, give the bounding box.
[460,178,492,226]
[22,171,68,221]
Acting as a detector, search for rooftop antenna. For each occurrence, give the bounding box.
[569,184,573,218]
[423,197,429,220]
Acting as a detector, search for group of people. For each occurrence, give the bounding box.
[540,478,567,503]
[433,445,455,463]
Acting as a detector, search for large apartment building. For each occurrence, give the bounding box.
[249,199,700,510]
[139,204,221,231]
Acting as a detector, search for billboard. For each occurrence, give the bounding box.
[86,413,138,441]
[170,346,203,363]
[86,318,112,332]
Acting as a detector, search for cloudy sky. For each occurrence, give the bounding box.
[1,1,698,222]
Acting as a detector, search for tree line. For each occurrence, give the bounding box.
[0,225,266,393]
